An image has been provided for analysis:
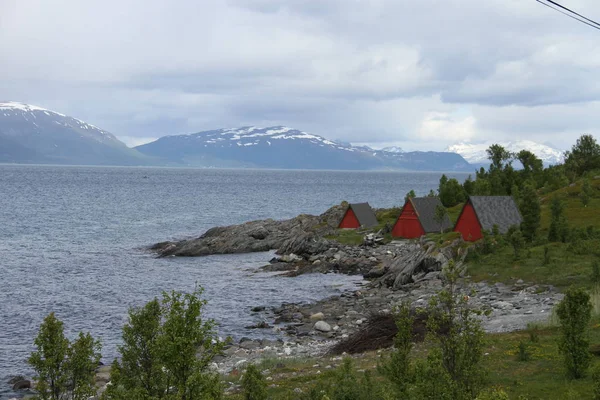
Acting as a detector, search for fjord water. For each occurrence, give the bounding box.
[0,165,468,397]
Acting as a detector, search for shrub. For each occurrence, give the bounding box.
[556,287,592,379]
[377,302,413,397]
[543,246,551,266]
[592,261,600,285]
[29,312,101,400]
[519,183,540,242]
[548,196,569,243]
[592,364,600,400]
[103,287,224,399]
[422,260,487,399]
[517,342,530,362]
[242,364,267,400]
[507,226,525,260]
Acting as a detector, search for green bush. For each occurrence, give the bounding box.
[517,342,530,362]
[242,364,267,400]
[556,287,592,379]
[592,364,600,400]
[29,312,101,400]
[103,287,224,399]
[378,302,413,397]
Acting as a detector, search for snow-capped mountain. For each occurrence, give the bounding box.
[446,140,564,166]
[0,101,147,165]
[381,146,404,153]
[136,126,470,171]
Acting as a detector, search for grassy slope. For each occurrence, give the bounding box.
[222,322,600,399]
[468,176,600,289]
[223,180,600,399]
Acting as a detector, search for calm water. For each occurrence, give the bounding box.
[0,165,468,397]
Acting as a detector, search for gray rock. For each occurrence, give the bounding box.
[314,321,332,332]
[12,379,31,390]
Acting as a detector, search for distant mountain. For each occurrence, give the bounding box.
[446,140,564,166]
[135,126,471,171]
[0,102,148,165]
[381,146,404,153]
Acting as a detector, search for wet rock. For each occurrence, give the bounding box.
[12,379,31,390]
[251,306,266,312]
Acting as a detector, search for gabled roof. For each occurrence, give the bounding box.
[408,197,452,233]
[467,196,522,233]
[348,203,378,228]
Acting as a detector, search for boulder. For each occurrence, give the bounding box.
[310,312,325,321]
[12,379,31,390]
[314,321,332,332]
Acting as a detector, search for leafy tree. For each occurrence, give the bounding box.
[548,196,569,242]
[518,183,540,242]
[508,227,525,260]
[378,302,413,398]
[427,189,437,197]
[486,144,513,171]
[580,179,593,207]
[405,190,416,202]
[462,175,475,196]
[517,150,543,175]
[104,287,224,400]
[439,177,466,207]
[472,178,491,196]
[423,260,487,399]
[241,364,267,400]
[29,312,101,400]
[565,134,600,177]
[556,287,592,379]
[434,205,448,234]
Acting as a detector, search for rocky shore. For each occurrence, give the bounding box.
[8,207,564,399]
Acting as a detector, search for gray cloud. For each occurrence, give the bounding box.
[1,0,600,150]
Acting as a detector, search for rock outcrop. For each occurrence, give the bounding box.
[151,204,346,257]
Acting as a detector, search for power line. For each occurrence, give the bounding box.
[536,0,600,31]
[544,0,600,28]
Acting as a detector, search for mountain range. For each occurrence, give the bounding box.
[0,102,147,165]
[0,102,564,171]
[134,126,469,171]
[446,141,564,166]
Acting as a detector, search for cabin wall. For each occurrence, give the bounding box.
[454,203,482,241]
[392,202,425,238]
[339,208,360,229]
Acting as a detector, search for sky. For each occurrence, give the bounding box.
[1,0,600,151]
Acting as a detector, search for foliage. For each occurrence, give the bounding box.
[487,144,513,171]
[592,364,600,400]
[518,183,540,242]
[330,358,376,400]
[592,261,600,286]
[423,260,487,399]
[556,287,592,379]
[103,287,224,400]
[507,226,525,260]
[548,196,569,243]
[434,204,449,234]
[28,312,101,400]
[517,341,530,362]
[543,246,551,265]
[241,364,267,400]
[475,388,510,400]
[377,302,413,398]
[405,190,416,201]
[580,179,593,207]
[564,134,600,177]
[439,175,466,207]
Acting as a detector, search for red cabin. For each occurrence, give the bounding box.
[454,196,522,241]
[392,197,451,238]
[339,202,378,229]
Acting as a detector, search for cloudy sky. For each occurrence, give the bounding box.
[1,0,599,150]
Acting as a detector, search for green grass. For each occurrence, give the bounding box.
[466,176,600,290]
[222,316,600,399]
[325,207,402,246]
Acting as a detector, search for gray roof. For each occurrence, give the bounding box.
[348,203,378,228]
[409,197,452,233]
[468,196,523,233]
